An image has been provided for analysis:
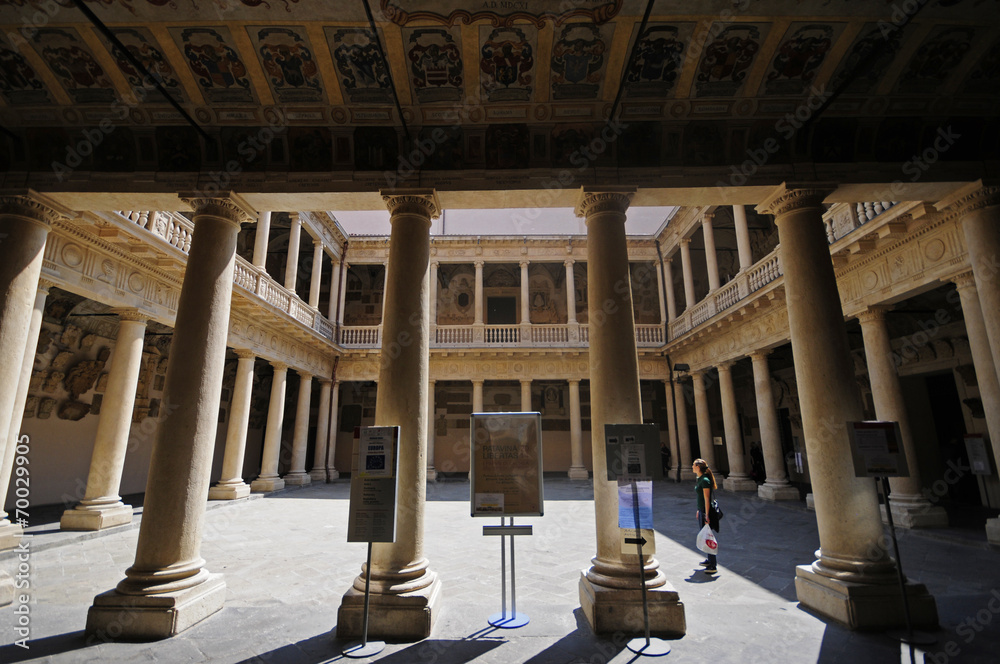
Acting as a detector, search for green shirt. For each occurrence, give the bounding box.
[695,475,712,513]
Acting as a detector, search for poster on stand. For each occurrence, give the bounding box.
[470,412,543,517]
[347,426,400,543]
[847,421,909,478]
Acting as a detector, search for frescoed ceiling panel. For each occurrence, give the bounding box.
[479,25,538,104]
[758,22,847,96]
[895,24,981,94]
[549,22,616,101]
[27,27,118,104]
[622,22,696,99]
[246,26,326,105]
[694,23,772,98]
[401,25,464,104]
[167,26,258,105]
[97,26,187,103]
[0,35,53,105]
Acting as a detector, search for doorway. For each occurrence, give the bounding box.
[487,296,517,324]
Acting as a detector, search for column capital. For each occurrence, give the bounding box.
[429,378,437,385]
[381,189,441,219]
[0,191,67,228]
[564,258,575,267]
[288,211,301,224]
[749,349,773,361]
[716,360,736,372]
[935,180,1000,217]
[951,270,977,290]
[702,210,716,225]
[474,259,485,269]
[471,378,484,386]
[520,378,532,385]
[38,278,56,292]
[574,187,635,218]
[178,193,255,228]
[313,238,323,248]
[679,236,692,247]
[317,377,332,385]
[271,361,289,371]
[568,378,580,386]
[857,305,893,324]
[111,308,149,323]
[519,259,530,269]
[234,349,256,360]
[430,260,439,269]
[755,183,833,217]
[297,370,313,380]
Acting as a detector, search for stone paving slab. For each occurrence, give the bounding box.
[0,479,998,663]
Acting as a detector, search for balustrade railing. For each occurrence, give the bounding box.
[635,324,664,346]
[531,324,569,344]
[435,326,474,345]
[340,326,381,346]
[857,201,898,223]
[747,248,782,292]
[485,325,520,344]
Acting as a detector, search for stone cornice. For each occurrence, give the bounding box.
[934,180,1000,217]
[179,194,256,227]
[755,184,832,217]
[574,189,635,218]
[381,190,441,219]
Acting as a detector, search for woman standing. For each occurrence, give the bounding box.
[693,458,718,574]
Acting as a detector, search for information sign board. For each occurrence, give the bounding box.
[847,421,909,478]
[965,435,992,476]
[604,424,663,481]
[470,412,543,517]
[347,426,400,543]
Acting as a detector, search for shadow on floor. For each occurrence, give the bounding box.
[0,631,96,663]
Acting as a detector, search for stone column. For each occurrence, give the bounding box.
[702,212,720,292]
[337,263,349,325]
[474,259,484,325]
[472,379,484,412]
[663,258,677,322]
[308,240,324,309]
[284,372,313,486]
[327,381,341,480]
[679,237,695,310]
[655,258,667,324]
[285,212,301,291]
[310,379,332,482]
[575,187,685,637]
[87,194,254,639]
[733,205,753,272]
[520,379,532,411]
[858,306,947,528]
[427,379,437,482]
[429,260,439,329]
[674,377,695,480]
[565,259,578,324]
[691,370,717,469]
[251,362,288,493]
[328,257,341,321]
[662,379,680,480]
[338,190,441,641]
[718,361,755,491]
[61,310,149,530]
[751,351,798,501]
[520,260,530,326]
[568,379,588,480]
[252,210,271,268]
[952,273,1000,543]
[757,184,936,630]
[208,350,256,500]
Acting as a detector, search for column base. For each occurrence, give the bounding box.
[567,466,589,480]
[880,502,949,529]
[805,493,815,510]
[986,518,1000,546]
[60,504,134,531]
[309,468,327,482]
[758,483,801,501]
[250,476,285,493]
[723,476,758,492]
[578,572,686,637]
[86,573,226,641]
[326,467,340,480]
[678,469,697,481]
[208,482,251,501]
[795,565,937,630]
[0,521,24,551]
[426,467,438,482]
[0,571,13,607]
[336,576,442,641]
[283,472,311,486]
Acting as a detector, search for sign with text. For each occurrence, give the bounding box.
[347,426,400,543]
[847,421,909,478]
[965,435,992,476]
[604,424,663,481]
[470,412,543,517]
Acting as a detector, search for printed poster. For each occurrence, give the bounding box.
[347,426,400,542]
[470,412,543,517]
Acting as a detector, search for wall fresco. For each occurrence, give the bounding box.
[0,37,51,105]
[897,25,978,94]
[550,22,615,101]
[249,26,324,103]
[763,22,843,96]
[695,23,770,98]
[403,26,464,104]
[170,26,255,104]
[379,0,623,28]
[29,28,116,104]
[327,27,393,105]
[623,23,695,99]
[480,25,536,103]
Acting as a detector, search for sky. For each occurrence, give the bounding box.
[333,206,677,237]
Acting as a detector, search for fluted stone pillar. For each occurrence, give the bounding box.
[251,362,288,493]
[520,260,530,327]
[568,379,588,480]
[520,379,532,411]
[474,260,484,325]
[284,372,313,486]
[285,212,301,291]
[338,190,441,641]
[691,370,717,469]
[208,350,256,500]
[733,205,752,271]
[703,212,720,292]
[575,187,685,637]
[679,238,695,310]
[718,362,755,491]
[426,379,437,482]
[310,379,332,482]
[327,381,341,480]
[858,306,947,528]
[472,379,484,412]
[674,377,695,480]
[87,194,254,639]
[308,240,324,309]
[758,184,936,630]
[252,211,271,268]
[751,351,798,501]
[565,259,578,324]
[62,310,149,530]
[663,258,677,322]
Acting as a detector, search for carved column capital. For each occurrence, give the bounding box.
[271,361,289,372]
[474,259,485,269]
[951,270,977,290]
[756,184,833,217]
[856,305,892,325]
[179,193,255,228]
[381,189,441,219]
[749,349,773,362]
[519,259,530,269]
[0,193,65,228]
[702,211,716,226]
[716,360,736,372]
[234,349,257,360]
[574,187,635,218]
[564,258,575,268]
[37,278,56,293]
[297,370,313,380]
[936,180,1000,217]
[679,236,692,247]
[111,308,150,323]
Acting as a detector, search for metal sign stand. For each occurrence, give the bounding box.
[343,542,386,658]
[625,479,670,658]
[484,517,531,628]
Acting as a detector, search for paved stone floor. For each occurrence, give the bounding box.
[1,478,998,663]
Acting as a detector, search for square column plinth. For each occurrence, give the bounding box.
[579,573,686,637]
[722,477,758,492]
[86,574,226,640]
[795,565,938,630]
[60,504,133,531]
[336,579,442,641]
[208,483,250,501]
[250,477,284,493]
[0,522,23,550]
[758,484,801,501]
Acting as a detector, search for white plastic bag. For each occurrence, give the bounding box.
[696,524,719,554]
